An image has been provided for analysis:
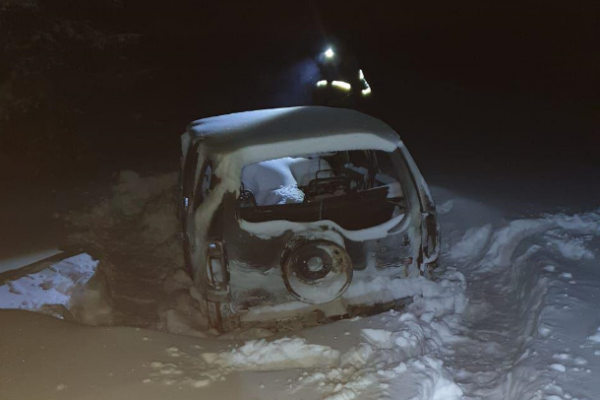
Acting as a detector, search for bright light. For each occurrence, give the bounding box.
[316,80,328,87]
[324,48,334,58]
[332,81,351,91]
[359,69,371,95]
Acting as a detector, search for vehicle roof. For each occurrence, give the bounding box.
[186,106,400,154]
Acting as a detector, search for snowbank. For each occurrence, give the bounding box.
[0,253,100,319]
[440,188,600,400]
[3,172,600,400]
[202,337,340,371]
[64,170,190,330]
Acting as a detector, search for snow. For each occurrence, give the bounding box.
[550,363,567,372]
[545,233,595,260]
[240,212,407,241]
[2,169,600,400]
[202,337,341,371]
[0,253,98,319]
[0,248,63,274]
[241,156,334,205]
[64,170,187,329]
[242,157,304,205]
[185,106,402,156]
[436,199,454,215]
[559,272,573,279]
[588,330,600,344]
[448,223,493,260]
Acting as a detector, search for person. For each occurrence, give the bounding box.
[312,46,372,109]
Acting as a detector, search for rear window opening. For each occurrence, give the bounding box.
[237,150,407,230]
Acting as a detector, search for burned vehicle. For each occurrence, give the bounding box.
[179,106,439,331]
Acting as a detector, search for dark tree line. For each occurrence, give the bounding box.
[1,0,597,181]
[0,0,327,180]
[0,0,147,177]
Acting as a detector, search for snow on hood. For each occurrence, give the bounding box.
[239,212,407,242]
[185,106,402,157]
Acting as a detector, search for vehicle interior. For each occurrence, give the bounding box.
[237,150,406,230]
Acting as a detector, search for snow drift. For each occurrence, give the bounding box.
[2,172,600,400]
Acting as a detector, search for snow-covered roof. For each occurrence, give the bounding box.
[186,106,400,154]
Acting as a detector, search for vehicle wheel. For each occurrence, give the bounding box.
[282,240,352,304]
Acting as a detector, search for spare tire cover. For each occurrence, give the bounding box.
[282,240,353,304]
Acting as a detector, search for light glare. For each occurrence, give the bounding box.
[316,80,328,87]
[332,81,351,91]
[324,48,334,58]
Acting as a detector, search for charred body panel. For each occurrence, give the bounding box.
[178,106,439,331]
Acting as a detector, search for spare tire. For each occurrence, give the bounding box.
[282,240,352,304]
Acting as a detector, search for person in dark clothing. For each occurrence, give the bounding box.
[312,46,372,109]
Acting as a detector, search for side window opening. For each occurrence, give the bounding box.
[181,142,201,217]
[193,161,213,211]
[373,150,403,199]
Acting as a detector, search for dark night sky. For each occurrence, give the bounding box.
[132,1,600,174]
[2,0,598,181]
